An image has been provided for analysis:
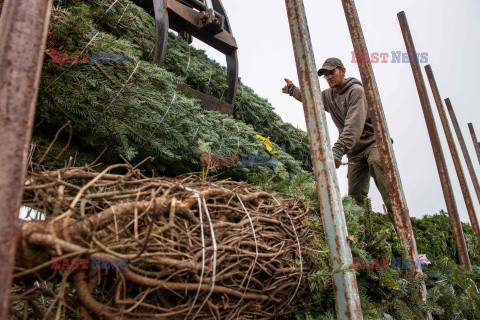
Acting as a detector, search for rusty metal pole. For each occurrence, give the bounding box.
[425,65,477,260]
[341,2,432,314]
[285,1,363,319]
[468,123,480,167]
[445,99,480,224]
[398,12,474,260]
[0,0,53,317]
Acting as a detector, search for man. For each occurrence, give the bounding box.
[282,57,392,213]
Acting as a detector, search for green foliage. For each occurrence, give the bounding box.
[284,198,480,320]
[35,0,311,180]
[425,258,480,319]
[412,211,480,265]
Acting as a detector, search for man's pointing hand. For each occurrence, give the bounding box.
[282,78,296,95]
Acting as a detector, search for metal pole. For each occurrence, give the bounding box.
[398,12,473,260]
[425,65,477,260]
[0,0,53,317]
[285,1,362,319]
[341,2,432,315]
[445,99,480,228]
[468,123,480,166]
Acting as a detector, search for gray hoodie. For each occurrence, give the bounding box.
[291,77,376,157]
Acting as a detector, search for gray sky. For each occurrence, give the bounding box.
[192,0,480,223]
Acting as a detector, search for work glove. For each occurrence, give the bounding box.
[282,78,297,95]
[332,147,343,169]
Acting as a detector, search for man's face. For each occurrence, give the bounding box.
[323,68,346,90]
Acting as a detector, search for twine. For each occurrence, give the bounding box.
[105,0,120,13]
[184,45,192,78]
[272,195,303,305]
[192,197,218,319]
[182,187,206,320]
[72,150,78,167]
[115,3,130,26]
[192,126,199,140]
[27,143,37,171]
[105,60,141,111]
[224,194,259,320]
[235,123,240,153]
[146,92,177,141]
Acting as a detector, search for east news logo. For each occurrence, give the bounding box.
[51,257,128,270]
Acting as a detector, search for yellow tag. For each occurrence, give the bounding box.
[256,135,277,154]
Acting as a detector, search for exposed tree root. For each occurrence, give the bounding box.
[12,165,311,319]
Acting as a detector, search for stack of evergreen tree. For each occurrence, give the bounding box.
[34,0,312,181]
[23,0,480,318]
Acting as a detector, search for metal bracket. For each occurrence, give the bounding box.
[145,0,238,105]
[198,8,224,34]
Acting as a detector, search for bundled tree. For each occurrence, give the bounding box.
[13,165,309,319]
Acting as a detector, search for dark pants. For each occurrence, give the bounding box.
[347,142,392,213]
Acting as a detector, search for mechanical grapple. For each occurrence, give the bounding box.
[133,0,238,107]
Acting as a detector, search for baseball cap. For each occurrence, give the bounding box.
[317,57,344,76]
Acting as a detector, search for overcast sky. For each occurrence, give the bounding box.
[191,0,480,223]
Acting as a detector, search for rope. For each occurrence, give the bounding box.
[192,197,217,319]
[105,0,120,13]
[182,187,206,320]
[224,194,259,320]
[72,150,78,167]
[35,281,45,305]
[184,45,191,78]
[27,143,37,171]
[115,3,130,27]
[235,123,240,153]
[272,195,303,305]
[146,92,177,141]
[105,60,141,111]
[210,183,259,318]
[218,119,225,152]
[192,126,199,140]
